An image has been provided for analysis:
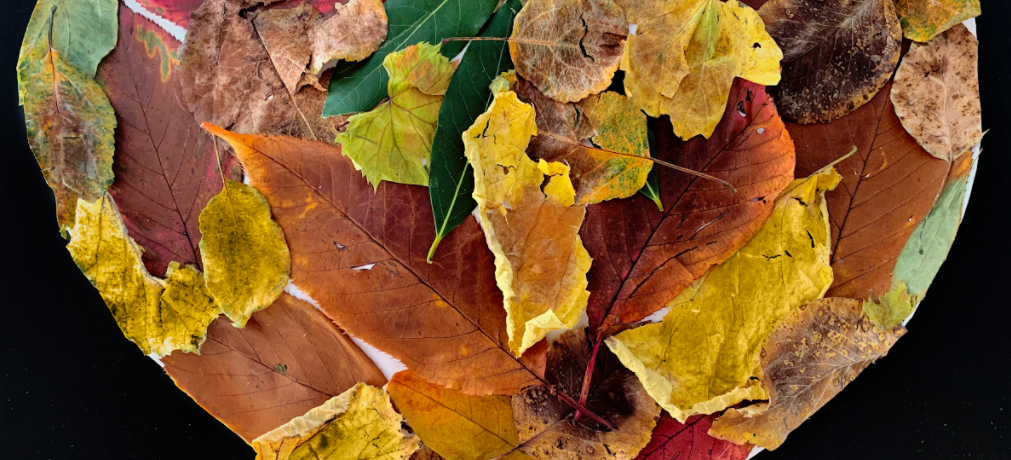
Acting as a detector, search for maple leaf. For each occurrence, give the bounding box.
[606,166,839,422]
[163,293,388,442]
[337,42,457,188]
[252,383,419,460]
[634,414,752,460]
[19,0,117,78]
[892,24,982,162]
[759,0,902,124]
[508,0,627,103]
[709,298,906,450]
[895,0,981,42]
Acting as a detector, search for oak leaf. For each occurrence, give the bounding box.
[163,293,387,442]
[709,298,906,449]
[464,90,590,357]
[509,0,627,103]
[895,0,981,42]
[606,167,839,422]
[634,414,752,460]
[337,42,457,188]
[252,383,419,460]
[758,0,901,124]
[19,0,117,78]
[891,24,982,162]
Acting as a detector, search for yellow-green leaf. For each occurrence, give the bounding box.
[252,383,419,460]
[197,176,290,327]
[605,167,840,422]
[19,0,118,79]
[579,91,651,203]
[464,90,591,357]
[67,195,221,357]
[863,282,916,329]
[895,0,981,42]
[337,42,457,188]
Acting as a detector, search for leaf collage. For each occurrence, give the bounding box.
[16,0,983,457]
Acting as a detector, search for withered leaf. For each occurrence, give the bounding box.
[891,24,982,162]
[135,0,339,29]
[163,293,387,442]
[509,0,627,103]
[709,298,906,450]
[635,414,752,460]
[252,3,321,94]
[759,0,902,124]
[309,0,388,78]
[895,0,981,42]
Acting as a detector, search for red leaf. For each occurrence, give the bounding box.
[637,414,753,460]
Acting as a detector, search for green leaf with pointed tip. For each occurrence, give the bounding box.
[19,0,117,80]
[639,125,662,211]
[427,0,521,262]
[323,0,498,118]
[892,174,968,297]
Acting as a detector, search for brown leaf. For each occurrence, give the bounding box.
[309,0,388,78]
[252,2,321,94]
[759,0,902,123]
[163,293,386,442]
[791,83,951,299]
[204,127,548,396]
[634,414,752,460]
[509,0,627,103]
[709,298,906,449]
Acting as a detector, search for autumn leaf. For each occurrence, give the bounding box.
[388,371,531,460]
[411,446,446,460]
[709,298,906,450]
[309,0,388,80]
[198,178,291,327]
[203,126,547,395]
[606,166,839,422]
[252,383,419,460]
[163,293,387,442]
[19,0,117,78]
[67,195,220,357]
[18,5,116,232]
[509,0,627,103]
[337,42,457,188]
[892,24,982,162]
[790,83,952,300]
[252,3,322,94]
[512,329,661,460]
[758,0,901,124]
[634,414,752,460]
[863,282,915,329]
[895,0,981,42]
[135,0,340,29]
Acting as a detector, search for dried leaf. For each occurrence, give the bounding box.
[205,126,547,395]
[709,298,906,449]
[863,282,915,329]
[464,90,591,357]
[509,0,627,103]
[512,329,661,460]
[19,0,117,78]
[388,371,531,460]
[135,0,338,29]
[411,446,446,460]
[895,0,981,42]
[252,3,321,94]
[309,0,388,76]
[634,414,752,460]
[198,178,291,327]
[252,383,419,460]
[337,43,457,188]
[67,195,220,356]
[163,293,387,442]
[606,167,839,422]
[759,0,901,124]
[891,24,982,162]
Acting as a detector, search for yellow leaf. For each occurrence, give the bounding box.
[605,167,840,422]
[895,0,981,42]
[253,383,419,460]
[578,91,651,203]
[464,90,591,357]
[67,196,220,357]
[197,176,290,328]
[863,282,916,329]
[618,0,781,139]
[337,42,457,188]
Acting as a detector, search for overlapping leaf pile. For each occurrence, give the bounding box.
[17,0,983,457]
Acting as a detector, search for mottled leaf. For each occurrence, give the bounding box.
[759,0,901,124]
[635,414,752,460]
[19,0,117,78]
[895,0,981,42]
[709,298,905,449]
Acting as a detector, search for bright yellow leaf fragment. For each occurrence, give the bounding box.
[337,42,457,188]
[464,91,591,357]
[618,0,782,139]
[68,196,221,357]
[253,383,418,460]
[606,167,840,422]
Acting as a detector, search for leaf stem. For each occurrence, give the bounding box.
[572,338,603,423]
[549,384,615,430]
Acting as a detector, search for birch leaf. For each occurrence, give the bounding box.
[19,0,117,78]
[895,0,981,42]
[198,178,290,327]
[337,42,457,188]
[606,167,839,422]
[709,298,906,450]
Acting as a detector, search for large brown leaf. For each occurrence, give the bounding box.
[163,293,386,442]
[791,83,951,299]
[205,126,548,396]
[582,79,795,335]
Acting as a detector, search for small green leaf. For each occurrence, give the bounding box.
[639,125,663,211]
[19,0,118,81]
[892,174,967,297]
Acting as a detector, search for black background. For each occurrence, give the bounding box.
[0,0,1008,458]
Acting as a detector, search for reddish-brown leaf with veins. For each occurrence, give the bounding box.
[791,83,951,299]
[162,293,387,442]
[635,414,752,460]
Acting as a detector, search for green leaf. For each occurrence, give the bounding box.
[638,123,663,211]
[323,0,498,117]
[892,174,967,297]
[19,0,117,81]
[427,0,521,262]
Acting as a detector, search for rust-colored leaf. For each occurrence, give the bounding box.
[635,414,752,460]
[136,0,338,28]
[791,83,951,299]
[163,293,387,442]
